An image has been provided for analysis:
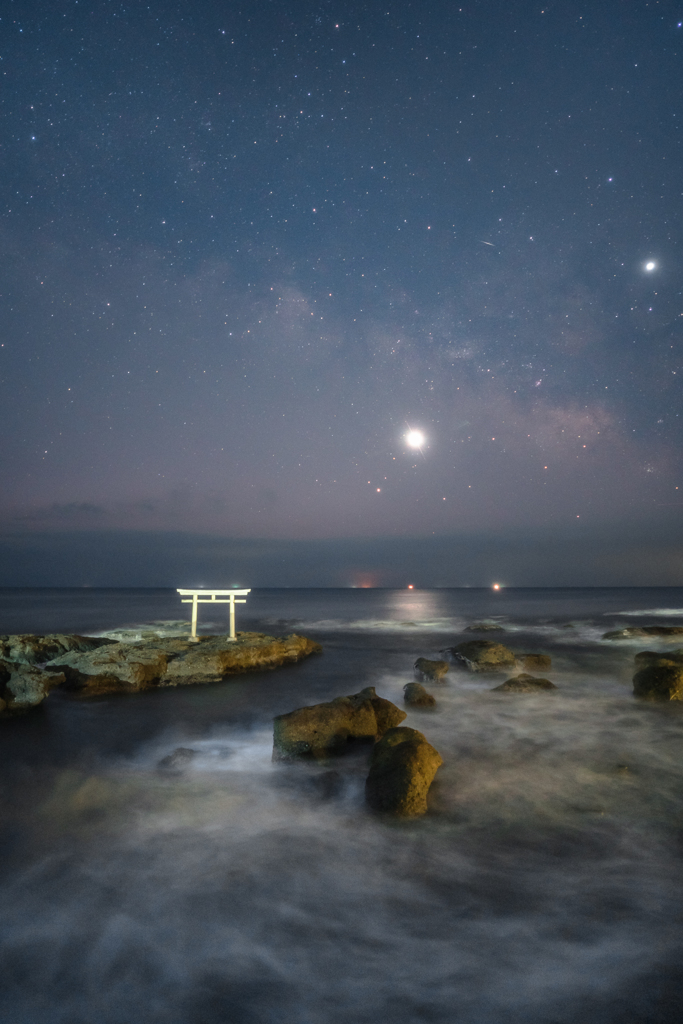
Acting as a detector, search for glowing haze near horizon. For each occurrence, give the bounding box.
[0,1,682,586]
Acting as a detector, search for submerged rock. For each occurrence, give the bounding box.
[157,747,198,773]
[520,653,552,671]
[464,623,505,632]
[403,682,436,707]
[603,626,683,640]
[47,632,322,696]
[634,649,683,669]
[273,686,406,759]
[413,657,449,683]
[365,726,443,817]
[0,659,64,717]
[492,673,557,693]
[444,640,517,673]
[0,633,115,666]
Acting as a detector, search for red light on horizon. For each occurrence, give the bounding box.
[407,584,414,589]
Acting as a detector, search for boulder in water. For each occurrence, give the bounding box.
[492,673,557,693]
[444,640,517,672]
[520,653,552,671]
[273,686,406,759]
[157,747,198,773]
[403,682,436,707]
[365,726,443,817]
[632,650,683,701]
[413,657,449,683]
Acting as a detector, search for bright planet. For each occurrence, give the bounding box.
[645,261,657,271]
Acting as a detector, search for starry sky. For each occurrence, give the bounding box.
[1,0,682,587]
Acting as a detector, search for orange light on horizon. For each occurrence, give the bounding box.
[407,584,414,589]
[492,583,501,590]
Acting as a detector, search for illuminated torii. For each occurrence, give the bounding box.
[176,588,251,641]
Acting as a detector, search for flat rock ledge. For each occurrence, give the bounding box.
[365,726,443,817]
[444,639,517,672]
[273,686,406,759]
[603,626,683,640]
[43,631,322,697]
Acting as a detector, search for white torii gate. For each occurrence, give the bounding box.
[177,588,251,641]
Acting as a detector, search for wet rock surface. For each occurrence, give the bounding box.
[444,639,517,672]
[492,674,557,693]
[48,632,322,696]
[520,653,552,671]
[413,657,449,682]
[273,686,406,759]
[365,726,443,817]
[0,659,65,717]
[0,633,115,666]
[403,682,436,707]
[633,649,683,700]
[603,626,683,640]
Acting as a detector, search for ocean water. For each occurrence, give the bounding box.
[1,587,683,1023]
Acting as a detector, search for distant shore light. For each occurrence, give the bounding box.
[492,583,501,590]
[407,584,414,589]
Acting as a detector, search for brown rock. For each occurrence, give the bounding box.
[444,640,517,672]
[520,653,552,671]
[413,657,449,683]
[492,673,557,693]
[403,682,436,707]
[365,726,443,817]
[47,631,322,695]
[273,686,406,759]
[634,649,683,669]
[633,665,683,701]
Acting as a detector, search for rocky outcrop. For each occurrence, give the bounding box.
[520,653,552,671]
[0,659,64,717]
[444,640,517,672]
[413,657,449,683]
[48,632,322,696]
[633,649,683,700]
[492,674,557,693]
[403,682,436,707]
[0,633,115,666]
[273,686,406,759]
[603,626,683,640]
[365,727,442,817]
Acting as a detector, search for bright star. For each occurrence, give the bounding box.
[645,261,656,272]
[405,429,425,449]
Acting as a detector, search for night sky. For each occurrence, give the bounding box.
[1,1,682,587]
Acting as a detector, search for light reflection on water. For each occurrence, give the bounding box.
[1,587,683,1022]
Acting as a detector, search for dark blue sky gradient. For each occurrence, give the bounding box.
[1,0,682,585]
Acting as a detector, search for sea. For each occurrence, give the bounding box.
[1,586,683,1024]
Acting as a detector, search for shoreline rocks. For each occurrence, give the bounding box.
[365,726,443,817]
[0,659,65,716]
[492,674,557,693]
[403,682,436,707]
[47,632,322,696]
[273,686,406,759]
[413,657,449,683]
[633,649,683,701]
[444,639,517,673]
